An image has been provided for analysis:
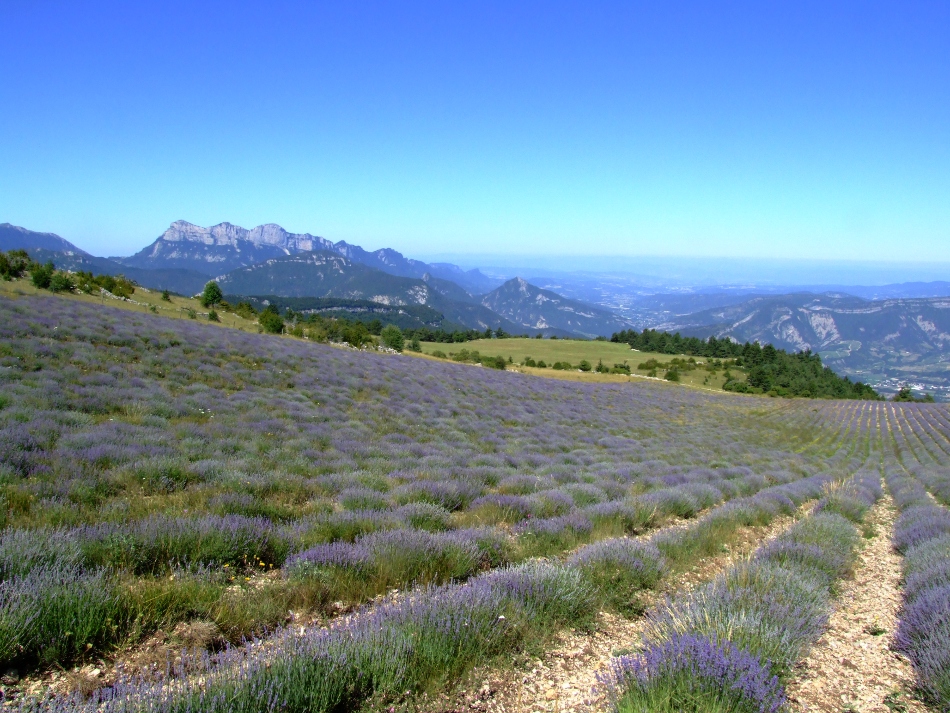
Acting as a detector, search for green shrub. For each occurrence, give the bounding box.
[0,250,35,280]
[30,262,54,289]
[260,310,285,334]
[380,325,405,352]
[235,301,257,319]
[48,272,74,293]
[578,360,592,372]
[483,355,507,370]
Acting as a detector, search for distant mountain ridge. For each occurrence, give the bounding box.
[117,220,498,295]
[0,223,89,255]
[481,277,634,339]
[2,221,630,337]
[3,224,211,294]
[116,221,334,275]
[660,293,950,396]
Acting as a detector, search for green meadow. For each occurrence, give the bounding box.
[420,337,748,392]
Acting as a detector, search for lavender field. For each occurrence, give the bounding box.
[1,293,949,712]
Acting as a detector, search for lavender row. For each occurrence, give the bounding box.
[886,465,950,708]
[567,473,838,617]
[21,561,597,713]
[602,470,881,713]
[17,473,846,713]
[0,465,801,586]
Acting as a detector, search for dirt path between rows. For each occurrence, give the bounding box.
[785,496,929,713]
[422,509,805,713]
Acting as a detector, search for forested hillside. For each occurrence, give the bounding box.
[612,328,879,399]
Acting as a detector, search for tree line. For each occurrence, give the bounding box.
[611,328,880,399]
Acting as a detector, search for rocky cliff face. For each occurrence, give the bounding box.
[115,221,496,294]
[117,221,335,275]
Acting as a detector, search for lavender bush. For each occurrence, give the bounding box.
[568,539,665,613]
[889,467,950,707]
[603,633,786,713]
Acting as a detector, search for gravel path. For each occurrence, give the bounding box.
[785,495,929,713]
[423,510,805,713]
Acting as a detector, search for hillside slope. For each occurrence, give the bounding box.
[216,250,525,333]
[662,293,950,395]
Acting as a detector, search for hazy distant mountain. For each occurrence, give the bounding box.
[481,277,635,339]
[0,223,89,255]
[117,220,498,294]
[817,282,950,301]
[333,241,498,295]
[215,250,525,334]
[661,293,950,396]
[519,268,950,326]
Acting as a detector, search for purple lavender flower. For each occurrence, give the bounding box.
[603,633,786,713]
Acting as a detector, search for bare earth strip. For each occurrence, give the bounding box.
[422,509,805,713]
[785,496,929,713]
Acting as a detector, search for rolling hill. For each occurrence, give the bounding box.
[222,295,468,333]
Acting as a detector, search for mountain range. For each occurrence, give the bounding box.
[116,221,497,295]
[3,221,631,338]
[216,249,631,337]
[658,293,950,397]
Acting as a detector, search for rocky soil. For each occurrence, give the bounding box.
[422,510,806,713]
[785,496,930,713]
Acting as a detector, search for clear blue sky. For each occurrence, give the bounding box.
[1,1,948,263]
